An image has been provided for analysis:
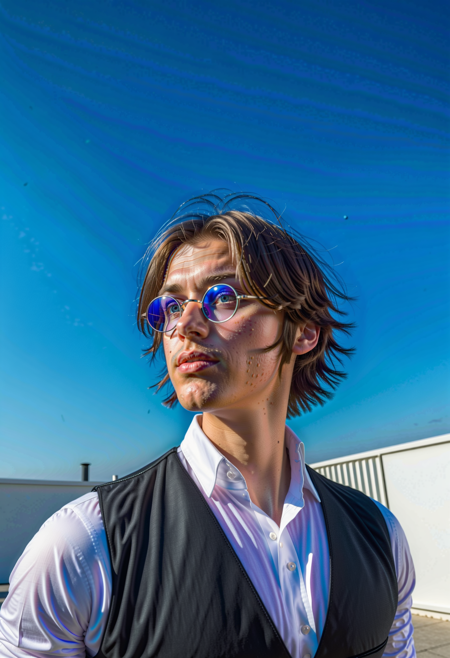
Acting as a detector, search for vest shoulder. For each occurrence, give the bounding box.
[306,464,392,551]
[91,446,179,493]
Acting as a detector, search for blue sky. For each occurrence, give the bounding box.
[0,0,449,481]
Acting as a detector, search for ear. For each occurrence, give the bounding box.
[292,322,320,356]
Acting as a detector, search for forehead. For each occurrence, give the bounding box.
[164,238,236,290]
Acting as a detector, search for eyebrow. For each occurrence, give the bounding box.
[159,271,238,296]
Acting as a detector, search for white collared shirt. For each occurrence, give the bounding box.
[0,416,416,657]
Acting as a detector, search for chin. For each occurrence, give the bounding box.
[177,379,220,412]
[177,381,248,414]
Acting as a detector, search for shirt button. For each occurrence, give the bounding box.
[304,654,311,658]
[286,562,296,572]
[301,625,311,635]
[269,532,277,541]
[227,470,237,480]
[279,542,283,548]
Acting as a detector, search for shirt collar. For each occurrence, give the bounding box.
[180,414,321,504]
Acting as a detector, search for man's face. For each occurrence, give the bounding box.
[162,238,290,414]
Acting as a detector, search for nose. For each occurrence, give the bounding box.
[176,301,209,340]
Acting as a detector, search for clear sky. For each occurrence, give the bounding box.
[1,0,449,482]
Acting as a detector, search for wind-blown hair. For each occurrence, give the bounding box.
[137,191,355,418]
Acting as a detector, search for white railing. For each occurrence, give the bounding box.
[313,454,388,507]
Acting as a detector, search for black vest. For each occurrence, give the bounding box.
[93,448,397,658]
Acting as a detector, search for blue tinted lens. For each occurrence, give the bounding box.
[147,296,181,332]
[203,284,237,323]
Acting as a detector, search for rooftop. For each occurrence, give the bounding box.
[413,614,450,656]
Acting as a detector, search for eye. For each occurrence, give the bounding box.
[166,301,180,315]
[218,293,234,303]
[213,293,235,306]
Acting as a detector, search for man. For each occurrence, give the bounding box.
[0,193,415,657]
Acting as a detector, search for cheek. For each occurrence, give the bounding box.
[226,312,280,347]
[163,338,175,366]
[223,314,282,384]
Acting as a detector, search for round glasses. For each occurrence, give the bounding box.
[144,284,262,333]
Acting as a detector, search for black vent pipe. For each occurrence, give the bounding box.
[81,463,91,482]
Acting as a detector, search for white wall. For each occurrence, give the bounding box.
[0,479,103,583]
[312,434,450,617]
[383,442,450,615]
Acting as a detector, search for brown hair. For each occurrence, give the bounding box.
[137,192,355,418]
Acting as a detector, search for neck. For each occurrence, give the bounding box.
[201,404,291,527]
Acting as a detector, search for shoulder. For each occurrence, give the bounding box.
[309,466,408,547]
[40,491,104,548]
[307,465,384,513]
[370,499,415,584]
[307,467,415,595]
[307,466,400,552]
[370,499,400,544]
[10,491,108,582]
[93,447,180,497]
[1,492,112,655]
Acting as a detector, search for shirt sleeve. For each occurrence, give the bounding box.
[372,500,416,658]
[0,492,111,658]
